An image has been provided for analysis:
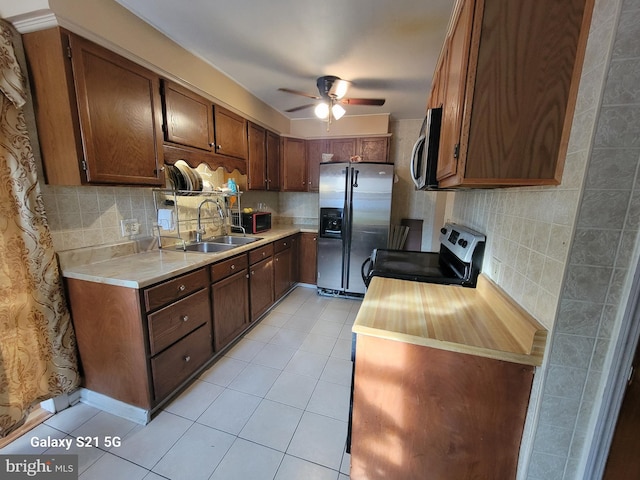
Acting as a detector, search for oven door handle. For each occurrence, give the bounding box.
[361,256,372,287]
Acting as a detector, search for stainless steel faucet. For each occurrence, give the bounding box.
[196,198,225,242]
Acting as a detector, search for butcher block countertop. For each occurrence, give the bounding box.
[353,275,547,366]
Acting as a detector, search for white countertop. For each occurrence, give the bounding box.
[60,226,315,288]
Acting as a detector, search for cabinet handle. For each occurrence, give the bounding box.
[283,242,287,246]
[251,270,255,275]
[262,252,266,257]
[181,315,189,322]
[178,284,186,292]
[231,264,235,270]
[209,142,215,147]
[246,274,250,279]
[184,355,191,363]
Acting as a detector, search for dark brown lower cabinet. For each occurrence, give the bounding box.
[210,255,249,352]
[274,243,293,300]
[66,268,212,410]
[351,335,534,480]
[250,263,274,322]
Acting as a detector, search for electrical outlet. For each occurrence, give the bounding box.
[491,257,501,281]
[120,218,140,237]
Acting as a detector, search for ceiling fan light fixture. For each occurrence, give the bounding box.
[314,102,330,119]
[331,103,346,120]
[331,79,350,99]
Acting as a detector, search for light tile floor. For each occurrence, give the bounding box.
[1,286,359,480]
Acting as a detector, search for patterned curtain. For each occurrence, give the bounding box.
[0,21,80,437]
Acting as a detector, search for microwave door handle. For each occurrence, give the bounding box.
[410,134,425,188]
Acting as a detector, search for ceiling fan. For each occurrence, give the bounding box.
[279,75,385,124]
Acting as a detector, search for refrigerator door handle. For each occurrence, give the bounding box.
[353,169,359,188]
[344,167,355,289]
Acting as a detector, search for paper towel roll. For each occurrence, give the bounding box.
[157,209,174,230]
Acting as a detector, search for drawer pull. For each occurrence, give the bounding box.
[184,355,191,363]
[178,284,186,292]
[181,315,189,322]
[251,270,255,275]
[283,242,287,246]
[262,252,266,257]
[231,264,236,270]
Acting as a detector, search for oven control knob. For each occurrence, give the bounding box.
[440,227,447,235]
[458,239,468,248]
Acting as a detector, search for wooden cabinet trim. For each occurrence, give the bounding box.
[66,279,152,408]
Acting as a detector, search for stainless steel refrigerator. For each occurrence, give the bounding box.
[317,162,393,296]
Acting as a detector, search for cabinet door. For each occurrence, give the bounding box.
[247,122,267,190]
[330,138,357,162]
[249,257,274,321]
[299,232,318,285]
[266,130,281,190]
[281,137,307,191]
[436,0,475,182]
[357,137,390,163]
[274,247,293,300]
[306,139,327,192]
[69,33,165,185]
[162,80,214,151]
[213,106,248,160]
[211,269,249,351]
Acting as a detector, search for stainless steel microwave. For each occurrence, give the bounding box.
[410,107,442,190]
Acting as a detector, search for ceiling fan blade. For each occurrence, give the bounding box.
[285,104,316,113]
[340,98,386,106]
[278,88,321,100]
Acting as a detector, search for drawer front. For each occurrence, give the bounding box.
[144,268,208,312]
[210,253,248,282]
[151,323,213,401]
[274,236,293,253]
[249,243,274,265]
[147,288,210,355]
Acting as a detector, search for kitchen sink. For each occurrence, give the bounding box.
[207,235,262,245]
[181,242,236,253]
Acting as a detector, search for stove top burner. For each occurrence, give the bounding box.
[362,223,485,288]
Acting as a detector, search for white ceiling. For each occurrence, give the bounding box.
[114,0,453,122]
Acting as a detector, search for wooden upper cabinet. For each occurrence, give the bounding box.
[161,80,214,152]
[357,137,390,163]
[435,0,595,188]
[329,138,357,162]
[213,106,248,160]
[436,0,474,183]
[23,28,164,186]
[306,139,327,192]
[266,130,281,190]
[247,123,280,191]
[247,122,267,190]
[281,137,307,191]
